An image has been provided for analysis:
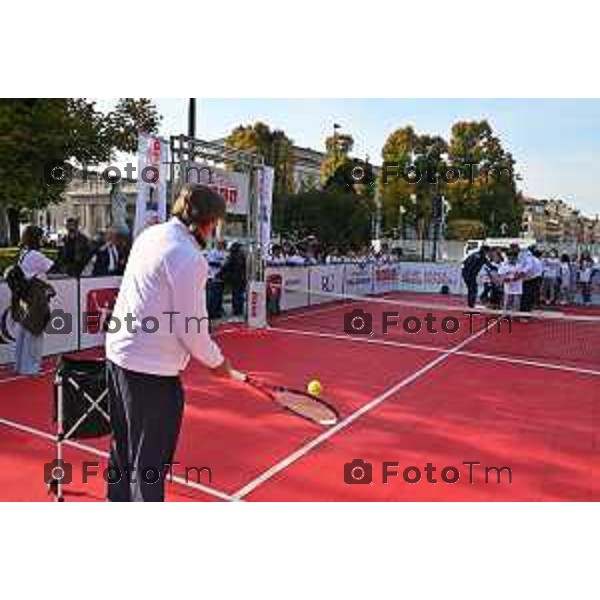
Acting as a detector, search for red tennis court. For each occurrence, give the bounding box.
[1,292,598,501]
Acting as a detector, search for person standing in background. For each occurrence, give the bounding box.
[498,249,523,314]
[462,245,490,309]
[9,226,55,376]
[558,254,573,305]
[206,240,227,319]
[219,242,247,317]
[518,246,537,313]
[56,217,91,277]
[529,248,544,308]
[542,249,561,305]
[577,252,595,306]
[84,226,129,277]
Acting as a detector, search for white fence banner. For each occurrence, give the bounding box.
[398,264,425,292]
[343,262,374,297]
[265,267,309,311]
[79,276,122,350]
[309,265,344,305]
[373,263,402,294]
[422,263,462,294]
[0,278,78,365]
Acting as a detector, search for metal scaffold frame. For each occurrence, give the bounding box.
[168,134,266,285]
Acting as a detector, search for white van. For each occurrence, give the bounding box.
[463,238,536,258]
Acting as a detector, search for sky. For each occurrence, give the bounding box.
[95,98,600,216]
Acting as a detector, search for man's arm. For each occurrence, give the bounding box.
[167,257,229,373]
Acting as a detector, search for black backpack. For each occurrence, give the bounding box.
[4,260,29,296]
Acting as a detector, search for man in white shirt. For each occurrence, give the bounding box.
[542,250,561,305]
[518,246,542,313]
[105,184,238,502]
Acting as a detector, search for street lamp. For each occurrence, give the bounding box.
[188,98,197,139]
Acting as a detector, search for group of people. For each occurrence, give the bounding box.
[205,240,247,320]
[56,217,131,278]
[4,220,130,376]
[267,240,398,266]
[463,244,597,314]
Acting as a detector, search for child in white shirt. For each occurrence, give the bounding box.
[498,253,523,313]
[558,254,573,305]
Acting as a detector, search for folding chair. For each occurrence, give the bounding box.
[49,356,111,501]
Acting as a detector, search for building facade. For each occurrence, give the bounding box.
[521,197,599,245]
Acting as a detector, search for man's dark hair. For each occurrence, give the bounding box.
[480,245,490,253]
[172,183,227,227]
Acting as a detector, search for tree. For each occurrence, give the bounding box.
[0,98,161,245]
[446,219,485,241]
[274,190,375,253]
[445,120,522,239]
[379,126,447,241]
[320,132,354,185]
[224,122,295,198]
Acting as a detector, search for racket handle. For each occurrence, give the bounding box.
[230,369,248,383]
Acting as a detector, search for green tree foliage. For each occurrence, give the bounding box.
[379,126,447,239]
[274,190,375,253]
[445,120,522,238]
[445,219,485,241]
[320,133,354,185]
[0,98,161,244]
[224,122,295,198]
[324,158,377,197]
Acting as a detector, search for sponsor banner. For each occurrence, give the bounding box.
[374,263,401,294]
[255,166,274,259]
[422,264,461,294]
[184,162,250,216]
[265,267,309,311]
[309,265,344,305]
[247,282,267,328]
[398,264,425,292]
[79,276,122,350]
[0,278,78,365]
[134,133,168,238]
[343,262,374,297]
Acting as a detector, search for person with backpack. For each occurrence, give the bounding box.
[5,225,55,375]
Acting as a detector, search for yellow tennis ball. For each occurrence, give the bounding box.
[307,380,322,396]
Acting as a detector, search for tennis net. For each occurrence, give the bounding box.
[265,283,600,374]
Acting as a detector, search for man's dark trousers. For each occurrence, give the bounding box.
[463,275,479,308]
[106,361,184,502]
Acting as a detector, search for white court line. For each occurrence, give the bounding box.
[0,417,236,502]
[232,318,497,500]
[275,302,353,323]
[268,326,600,378]
[0,369,53,385]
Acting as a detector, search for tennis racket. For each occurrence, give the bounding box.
[232,371,339,426]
